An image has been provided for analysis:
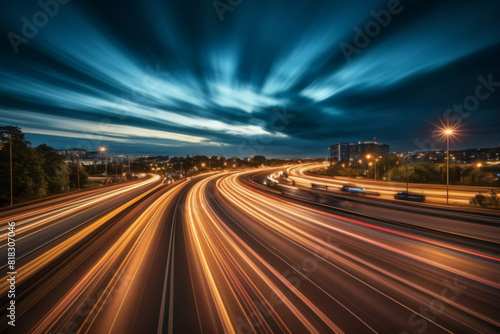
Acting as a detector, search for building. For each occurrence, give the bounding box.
[56,148,87,161]
[329,143,350,161]
[396,146,500,163]
[330,141,390,161]
[378,144,390,157]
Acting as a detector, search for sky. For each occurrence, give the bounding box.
[1,0,500,157]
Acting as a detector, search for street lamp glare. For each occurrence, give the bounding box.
[444,129,453,135]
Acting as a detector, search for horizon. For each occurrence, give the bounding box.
[7,127,499,160]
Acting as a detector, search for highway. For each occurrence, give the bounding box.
[288,164,500,206]
[1,168,499,333]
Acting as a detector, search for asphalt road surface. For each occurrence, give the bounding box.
[1,168,499,333]
[288,164,500,206]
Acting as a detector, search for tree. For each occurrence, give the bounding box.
[36,144,71,193]
[470,190,499,209]
[70,164,88,189]
[0,126,47,199]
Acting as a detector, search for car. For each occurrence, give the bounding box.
[394,192,426,202]
[264,176,279,186]
[341,185,366,194]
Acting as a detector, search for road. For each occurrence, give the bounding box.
[1,168,499,333]
[288,164,500,206]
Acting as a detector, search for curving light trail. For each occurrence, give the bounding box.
[1,168,499,333]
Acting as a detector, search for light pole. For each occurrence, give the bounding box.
[444,128,453,204]
[476,163,482,186]
[9,135,13,206]
[99,147,107,179]
[367,154,376,180]
[208,157,211,170]
[405,154,409,193]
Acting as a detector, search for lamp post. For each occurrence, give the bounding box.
[443,128,453,204]
[476,163,482,186]
[367,154,376,180]
[99,147,107,178]
[405,154,409,193]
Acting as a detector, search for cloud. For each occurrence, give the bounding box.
[0,0,499,156]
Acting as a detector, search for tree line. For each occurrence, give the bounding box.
[0,126,88,206]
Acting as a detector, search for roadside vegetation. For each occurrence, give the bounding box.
[0,126,89,206]
[470,190,500,209]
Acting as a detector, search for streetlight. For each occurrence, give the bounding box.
[442,128,454,204]
[476,163,482,186]
[405,154,410,193]
[99,146,107,178]
[366,154,376,180]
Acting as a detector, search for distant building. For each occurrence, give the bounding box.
[329,143,349,161]
[330,141,390,161]
[348,143,360,160]
[56,148,87,161]
[397,146,500,163]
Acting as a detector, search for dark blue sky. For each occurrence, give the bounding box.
[1,0,500,157]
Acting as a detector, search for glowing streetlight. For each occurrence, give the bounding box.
[440,127,455,204]
[99,146,108,178]
[476,163,483,186]
[366,154,376,180]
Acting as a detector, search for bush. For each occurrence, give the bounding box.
[470,190,499,209]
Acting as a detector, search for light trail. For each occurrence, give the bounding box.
[287,164,500,205]
[1,168,498,333]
